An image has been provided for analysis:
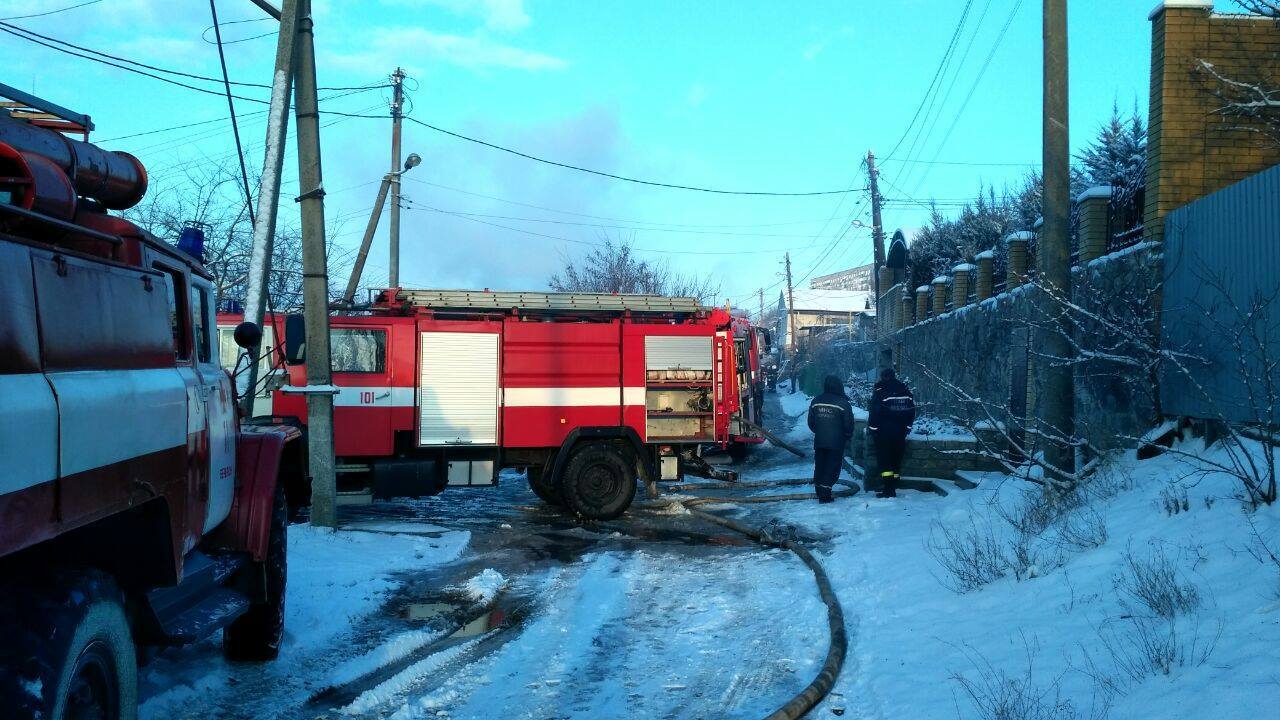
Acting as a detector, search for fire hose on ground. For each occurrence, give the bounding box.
[642,461,860,719]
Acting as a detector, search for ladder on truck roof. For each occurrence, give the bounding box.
[395,289,704,314]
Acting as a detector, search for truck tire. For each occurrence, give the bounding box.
[527,458,562,506]
[224,483,287,661]
[0,570,137,720]
[559,443,636,521]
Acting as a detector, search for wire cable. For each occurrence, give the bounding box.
[207,0,256,227]
[0,0,101,20]
[0,20,389,92]
[402,117,864,197]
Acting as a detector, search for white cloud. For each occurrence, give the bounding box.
[325,26,566,75]
[803,24,855,61]
[686,83,708,108]
[392,0,531,32]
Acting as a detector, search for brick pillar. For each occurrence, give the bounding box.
[899,292,914,328]
[1006,232,1033,288]
[915,286,930,320]
[1077,185,1112,262]
[931,277,949,315]
[951,264,975,307]
[975,250,995,299]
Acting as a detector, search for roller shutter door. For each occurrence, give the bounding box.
[418,332,499,446]
[645,335,713,370]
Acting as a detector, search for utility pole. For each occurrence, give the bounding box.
[757,287,764,326]
[784,253,797,394]
[342,148,421,306]
[293,0,339,527]
[388,67,406,287]
[239,0,300,416]
[866,150,886,320]
[1040,0,1074,478]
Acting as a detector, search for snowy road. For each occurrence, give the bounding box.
[138,390,843,720]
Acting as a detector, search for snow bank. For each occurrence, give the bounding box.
[769,436,1280,719]
[139,524,470,720]
[456,568,507,604]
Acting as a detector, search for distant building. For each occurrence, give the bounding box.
[810,263,873,292]
[776,288,875,350]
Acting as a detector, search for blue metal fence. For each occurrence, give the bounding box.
[1161,163,1280,423]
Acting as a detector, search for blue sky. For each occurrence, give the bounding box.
[3,0,1241,306]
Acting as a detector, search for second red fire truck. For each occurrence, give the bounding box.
[221,289,771,520]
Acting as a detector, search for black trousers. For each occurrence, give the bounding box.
[813,448,842,500]
[874,432,907,496]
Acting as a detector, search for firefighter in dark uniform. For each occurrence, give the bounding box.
[868,368,916,498]
[807,375,856,503]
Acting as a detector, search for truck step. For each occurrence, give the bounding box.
[145,551,249,644]
[154,588,250,644]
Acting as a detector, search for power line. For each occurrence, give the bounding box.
[913,0,1027,189]
[404,199,828,256]
[0,21,388,92]
[882,157,1038,167]
[400,206,839,239]
[0,0,101,20]
[402,116,865,197]
[881,0,975,163]
[402,176,860,230]
[207,0,255,227]
[0,24,274,104]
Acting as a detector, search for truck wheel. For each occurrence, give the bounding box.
[224,483,287,661]
[0,570,137,720]
[727,443,750,462]
[527,458,562,506]
[559,443,636,521]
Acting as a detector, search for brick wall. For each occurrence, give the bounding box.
[1146,3,1280,241]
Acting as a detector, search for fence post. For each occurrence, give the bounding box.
[1006,231,1033,288]
[899,291,914,328]
[932,276,950,315]
[975,249,995,299]
[916,285,931,320]
[1076,185,1112,262]
[952,263,975,307]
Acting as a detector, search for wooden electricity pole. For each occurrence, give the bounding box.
[784,253,798,393]
[1039,0,1075,477]
[388,67,405,287]
[758,287,764,326]
[293,0,339,527]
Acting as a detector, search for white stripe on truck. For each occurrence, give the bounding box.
[49,368,187,477]
[504,387,647,407]
[0,374,59,495]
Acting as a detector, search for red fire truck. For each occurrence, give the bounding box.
[0,97,302,719]
[221,289,769,520]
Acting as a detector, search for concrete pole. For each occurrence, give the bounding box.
[1039,0,1075,477]
[784,253,797,393]
[238,0,300,416]
[867,150,885,319]
[341,175,391,305]
[388,68,405,287]
[293,0,338,527]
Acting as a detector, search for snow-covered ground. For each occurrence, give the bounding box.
[138,525,471,719]
[751,391,1280,719]
[138,388,1280,719]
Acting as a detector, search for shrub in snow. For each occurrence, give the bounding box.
[950,638,1104,720]
[1112,546,1201,620]
[927,515,1008,593]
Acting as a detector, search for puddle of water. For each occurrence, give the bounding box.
[404,602,454,621]
[449,608,507,638]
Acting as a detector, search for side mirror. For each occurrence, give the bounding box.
[232,321,263,350]
[284,314,306,364]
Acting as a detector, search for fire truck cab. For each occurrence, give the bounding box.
[251,288,761,520]
[0,100,301,719]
